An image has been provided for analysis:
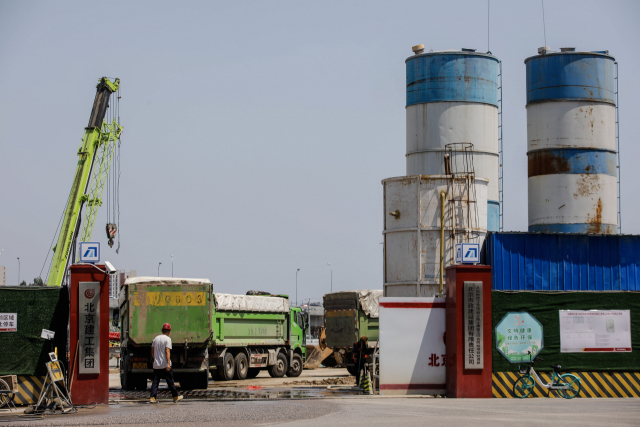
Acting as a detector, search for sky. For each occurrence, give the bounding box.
[1,0,639,301]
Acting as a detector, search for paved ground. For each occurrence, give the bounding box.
[1,396,638,426]
[108,367,355,390]
[3,366,638,426]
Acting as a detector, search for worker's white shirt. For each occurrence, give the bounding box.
[152,334,172,369]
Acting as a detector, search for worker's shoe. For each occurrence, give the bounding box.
[173,396,183,403]
[149,397,157,404]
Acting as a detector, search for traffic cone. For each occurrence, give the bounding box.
[361,369,372,395]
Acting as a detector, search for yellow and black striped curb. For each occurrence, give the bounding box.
[13,376,46,405]
[493,372,640,398]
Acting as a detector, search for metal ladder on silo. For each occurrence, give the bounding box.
[615,61,621,233]
[498,61,504,232]
[444,143,481,264]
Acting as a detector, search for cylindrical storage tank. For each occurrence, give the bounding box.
[405,49,500,231]
[382,175,488,297]
[526,49,618,234]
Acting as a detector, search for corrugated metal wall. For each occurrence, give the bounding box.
[486,233,640,291]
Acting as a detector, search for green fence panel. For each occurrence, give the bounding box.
[492,291,640,372]
[0,287,69,375]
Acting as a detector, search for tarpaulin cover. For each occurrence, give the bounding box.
[213,294,289,313]
[124,277,211,286]
[492,291,640,372]
[0,286,69,375]
[324,290,383,318]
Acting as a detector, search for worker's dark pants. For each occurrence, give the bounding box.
[354,359,363,385]
[150,368,179,398]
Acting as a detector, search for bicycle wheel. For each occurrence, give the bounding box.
[558,374,581,399]
[513,375,535,398]
[0,378,14,409]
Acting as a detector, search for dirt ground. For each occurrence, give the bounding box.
[109,367,354,389]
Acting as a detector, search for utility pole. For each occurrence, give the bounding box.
[171,255,174,277]
[327,263,332,293]
[17,257,20,286]
[296,268,300,305]
[158,262,162,277]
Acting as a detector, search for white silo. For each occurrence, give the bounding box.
[526,48,618,234]
[383,46,498,297]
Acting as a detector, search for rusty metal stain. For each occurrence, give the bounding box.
[585,198,604,234]
[573,174,602,199]
[528,151,570,177]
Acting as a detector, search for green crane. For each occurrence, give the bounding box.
[47,77,123,287]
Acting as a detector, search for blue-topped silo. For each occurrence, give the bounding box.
[526,48,618,234]
[405,48,500,231]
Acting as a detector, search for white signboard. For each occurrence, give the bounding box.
[79,282,101,373]
[464,282,483,369]
[560,310,631,353]
[379,297,446,395]
[0,313,17,332]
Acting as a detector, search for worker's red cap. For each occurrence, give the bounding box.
[162,323,171,331]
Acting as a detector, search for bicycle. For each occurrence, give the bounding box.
[513,351,581,399]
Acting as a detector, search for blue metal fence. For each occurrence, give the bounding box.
[486,232,640,291]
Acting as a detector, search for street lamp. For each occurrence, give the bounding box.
[296,269,300,305]
[171,255,174,277]
[158,262,162,277]
[327,263,332,293]
[17,257,20,286]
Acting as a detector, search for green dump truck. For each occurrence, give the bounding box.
[119,278,306,390]
[323,290,382,376]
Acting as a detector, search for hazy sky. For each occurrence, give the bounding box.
[1,1,639,301]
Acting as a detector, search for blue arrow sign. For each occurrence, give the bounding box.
[79,242,100,263]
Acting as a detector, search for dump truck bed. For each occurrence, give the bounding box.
[212,293,289,346]
[121,277,212,345]
[324,290,381,349]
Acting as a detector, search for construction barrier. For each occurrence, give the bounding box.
[12,376,46,405]
[492,372,640,398]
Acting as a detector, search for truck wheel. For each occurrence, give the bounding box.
[234,353,248,380]
[346,364,358,376]
[120,355,135,391]
[179,376,192,390]
[211,368,221,381]
[246,368,260,379]
[286,354,303,377]
[194,372,209,390]
[268,353,288,378]
[218,353,235,381]
[134,374,148,390]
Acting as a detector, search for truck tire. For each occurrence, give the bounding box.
[134,374,148,390]
[346,364,358,376]
[194,371,209,390]
[286,354,303,377]
[268,353,288,378]
[246,368,260,379]
[120,354,135,391]
[234,353,248,380]
[218,353,235,381]
[211,368,221,381]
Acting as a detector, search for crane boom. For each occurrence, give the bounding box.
[47,77,121,287]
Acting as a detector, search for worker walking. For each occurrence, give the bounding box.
[150,323,183,403]
[352,335,369,387]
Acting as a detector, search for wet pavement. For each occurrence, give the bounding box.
[109,386,361,402]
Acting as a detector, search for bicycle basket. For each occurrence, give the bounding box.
[518,366,529,374]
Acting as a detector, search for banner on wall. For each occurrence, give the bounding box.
[560,310,631,353]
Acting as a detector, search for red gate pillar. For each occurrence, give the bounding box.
[445,265,492,398]
[69,264,110,405]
